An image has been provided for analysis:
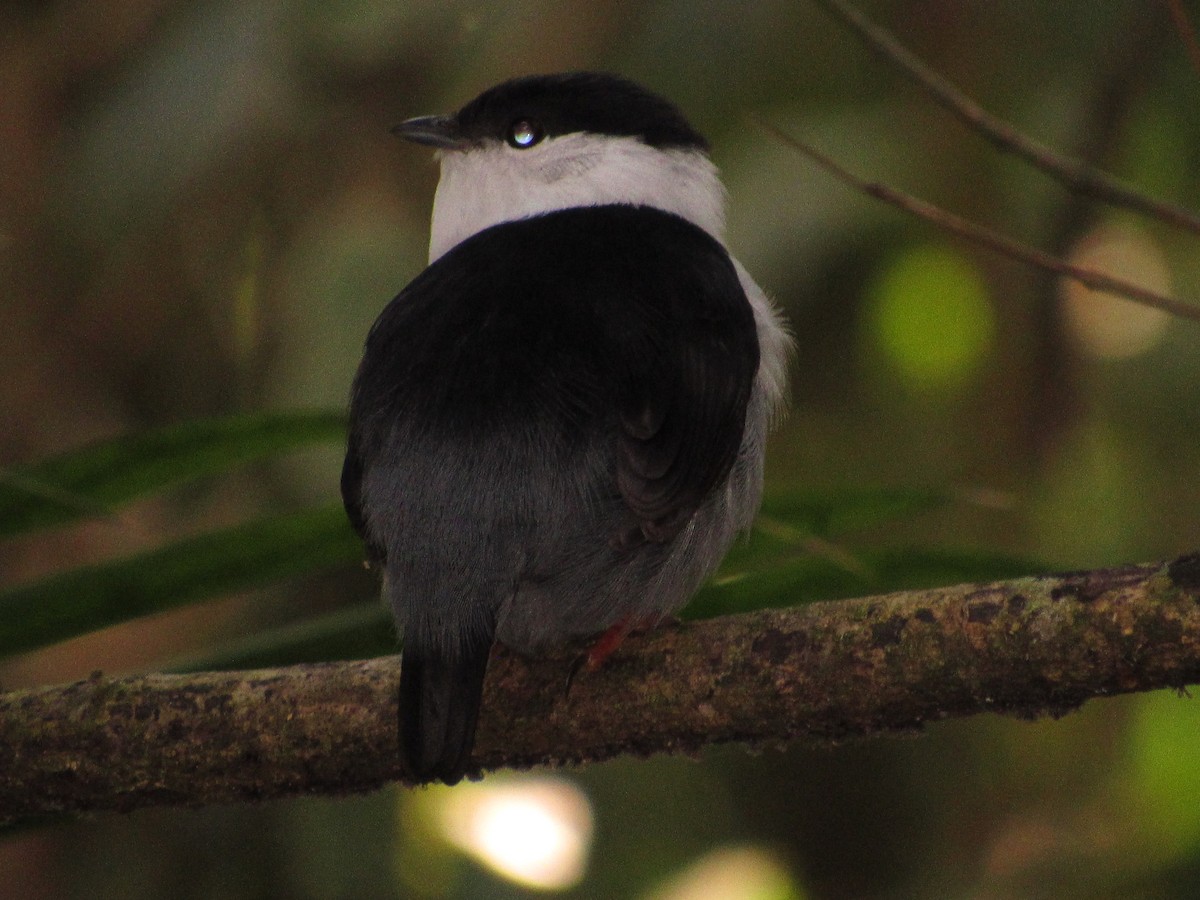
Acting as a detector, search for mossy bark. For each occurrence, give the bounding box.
[2,554,1199,824]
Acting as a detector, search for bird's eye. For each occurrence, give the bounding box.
[506,119,544,149]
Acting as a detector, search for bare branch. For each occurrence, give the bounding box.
[812,0,1200,236]
[758,119,1200,323]
[3,554,1200,824]
[1165,0,1200,76]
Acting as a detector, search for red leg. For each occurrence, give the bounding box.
[564,613,670,697]
[585,612,664,670]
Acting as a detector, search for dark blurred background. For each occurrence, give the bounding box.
[3,0,1200,897]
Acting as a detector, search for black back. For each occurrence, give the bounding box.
[346,205,756,545]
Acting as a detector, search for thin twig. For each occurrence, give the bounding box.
[812,0,1200,237]
[758,118,1200,323]
[1165,0,1200,75]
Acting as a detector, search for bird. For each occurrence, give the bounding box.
[342,72,791,785]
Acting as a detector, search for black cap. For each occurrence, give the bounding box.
[393,72,708,152]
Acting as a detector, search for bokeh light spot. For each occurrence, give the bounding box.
[437,776,593,890]
[1060,224,1172,359]
[645,845,803,900]
[865,243,994,389]
[1121,690,1200,865]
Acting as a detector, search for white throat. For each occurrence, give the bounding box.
[427,134,727,263]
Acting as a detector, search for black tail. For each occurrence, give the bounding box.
[398,630,494,785]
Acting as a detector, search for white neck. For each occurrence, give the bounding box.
[427,134,727,263]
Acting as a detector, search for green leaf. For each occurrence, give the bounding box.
[0,504,363,658]
[0,410,347,538]
[170,601,395,672]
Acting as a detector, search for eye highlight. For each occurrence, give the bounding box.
[506,119,544,149]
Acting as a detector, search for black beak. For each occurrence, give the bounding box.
[391,115,468,149]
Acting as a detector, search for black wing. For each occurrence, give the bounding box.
[595,209,759,542]
[340,427,385,566]
[614,303,757,542]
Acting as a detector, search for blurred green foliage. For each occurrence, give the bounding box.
[2,0,1200,897]
[0,415,1034,664]
[0,412,346,537]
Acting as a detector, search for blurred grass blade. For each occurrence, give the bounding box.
[690,546,1042,619]
[719,519,872,578]
[691,554,874,619]
[759,486,947,538]
[718,486,952,579]
[169,601,395,672]
[0,410,347,538]
[0,504,363,658]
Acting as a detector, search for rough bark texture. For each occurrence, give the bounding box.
[2,554,1200,824]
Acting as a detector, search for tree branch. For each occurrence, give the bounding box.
[1165,0,1200,76]
[3,553,1200,824]
[812,0,1200,236]
[757,121,1200,322]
